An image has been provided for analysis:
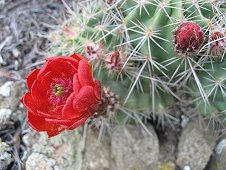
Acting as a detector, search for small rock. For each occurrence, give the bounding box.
[12,48,21,58]
[110,125,159,170]
[0,139,13,170]
[206,138,226,170]
[0,108,12,130]
[49,130,85,170]
[22,133,31,146]
[0,81,13,97]
[26,153,57,170]
[82,129,110,170]
[176,122,216,170]
[27,130,85,170]
[32,144,55,154]
[0,81,21,111]
[181,115,189,128]
[183,165,191,170]
[215,139,226,155]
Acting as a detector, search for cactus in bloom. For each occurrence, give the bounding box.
[48,0,226,130]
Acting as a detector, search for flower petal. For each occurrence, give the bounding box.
[28,111,65,138]
[78,59,94,86]
[46,111,89,128]
[70,53,84,62]
[27,111,55,131]
[47,127,65,138]
[73,85,98,112]
[53,105,64,116]
[62,86,99,119]
[62,92,78,119]
[31,79,49,103]
[40,71,60,88]
[26,69,40,91]
[36,59,52,81]
[73,73,81,95]
[67,113,89,130]
[37,57,79,80]
[21,93,38,114]
[45,118,75,126]
[22,92,60,119]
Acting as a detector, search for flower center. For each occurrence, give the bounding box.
[53,84,65,96]
[48,77,73,106]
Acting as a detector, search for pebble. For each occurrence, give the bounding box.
[26,153,58,170]
[0,81,13,97]
[0,108,12,130]
[0,81,21,111]
[0,139,13,170]
[110,125,159,170]
[176,122,216,170]
[26,130,84,170]
[183,165,191,170]
[82,129,110,170]
[206,138,226,170]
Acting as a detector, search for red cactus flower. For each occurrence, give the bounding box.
[21,53,101,137]
[209,30,226,57]
[173,22,204,54]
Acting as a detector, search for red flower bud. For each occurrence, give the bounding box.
[105,51,124,71]
[21,53,101,137]
[173,22,204,54]
[209,29,226,57]
[85,43,103,61]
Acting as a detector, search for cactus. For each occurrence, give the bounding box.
[191,59,226,126]
[48,0,226,129]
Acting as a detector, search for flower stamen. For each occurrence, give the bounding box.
[48,78,73,106]
[53,84,65,96]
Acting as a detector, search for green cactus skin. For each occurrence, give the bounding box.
[49,0,226,127]
[191,59,226,125]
